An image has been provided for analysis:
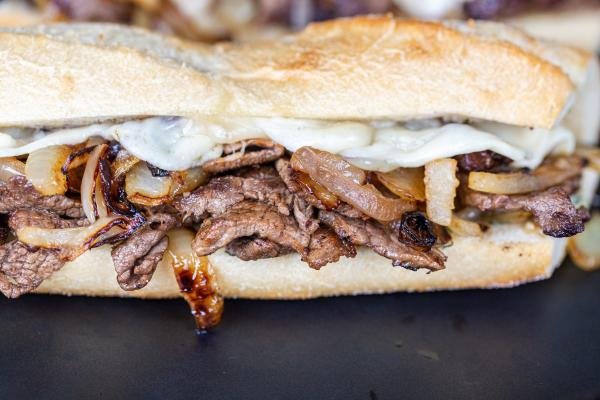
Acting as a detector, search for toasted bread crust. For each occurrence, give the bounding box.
[0,16,587,128]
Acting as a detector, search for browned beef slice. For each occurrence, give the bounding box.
[302,227,357,270]
[319,210,446,271]
[293,197,319,234]
[462,179,589,237]
[226,237,292,261]
[234,165,281,180]
[192,201,310,256]
[0,241,63,298]
[8,209,88,231]
[111,213,177,291]
[0,176,83,218]
[51,0,132,21]
[202,139,285,174]
[456,151,512,172]
[173,175,292,222]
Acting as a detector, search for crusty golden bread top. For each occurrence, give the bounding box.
[0,15,592,128]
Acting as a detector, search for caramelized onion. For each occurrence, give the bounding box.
[112,152,140,179]
[567,213,600,271]
[424,158,459,226]
[575,146,600,172]
[468,156,583,195]
[448,215,486,237]
[0,157,25,182]
[165,228,224,330]
[125,162,173,206]
[170,167,207,196]
[16,216,128,257]
[376,168,426,201]
[291,147,416,221]
[81,144,108,223]
[295,171,340,209]
[25,145,71,195]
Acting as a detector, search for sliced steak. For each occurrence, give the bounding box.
[174,175,292,222]
[462,178,589,237]
[293,197,320,234]
[0,176,84,218]
[8,209,88,231]
[111,213,177,291]
[0,241,63,298]
[51,0,132,22]
[319,210,446,271]
[456,151,512,172]
[302,227,356,269]
[202,139,285,174]
[192,201,310,257]
[234,165,281,180]
[226,237,292,261]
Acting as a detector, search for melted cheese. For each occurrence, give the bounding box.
[0,116,575,172]
[392,0,464,19]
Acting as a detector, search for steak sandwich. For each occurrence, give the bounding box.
[0,16,598,329]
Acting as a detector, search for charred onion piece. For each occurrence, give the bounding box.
[390,211,437,250]
[424,158,459,226]
[202,139,285,174]
[166,229,224,331]
[81,144,109,223]
[291,147,416,221]
[468,156,584,195]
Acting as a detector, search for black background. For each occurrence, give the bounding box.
[0,262,599,400]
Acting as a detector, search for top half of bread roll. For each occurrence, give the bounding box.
[0,15,597,135]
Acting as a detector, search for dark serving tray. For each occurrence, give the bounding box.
[0,260,599,400]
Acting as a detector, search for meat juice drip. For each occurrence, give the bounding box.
[172,255,224,332]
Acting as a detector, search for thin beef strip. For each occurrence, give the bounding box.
[202,139,285,174]
[0,208,88,298]
[192,201,310,258]
[0,175,84,218]
[0,241,63,298]
[8,209,88,231]
[111,213,177,291]
[319,210,446,271]
[302,227,357,270]
[226,237,292,261]
[456,151,512,172]
[174,174,292,223]
[462,178,589,237]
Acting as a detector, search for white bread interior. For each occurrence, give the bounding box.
[0,16,590,129]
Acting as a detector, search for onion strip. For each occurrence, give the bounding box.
[16,216,128,256]
[0,157,25,182]
[25,145,71,195]
[81,144,108,223]
[468,156,583,195]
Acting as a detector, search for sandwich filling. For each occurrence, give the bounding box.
[0,114,594,329]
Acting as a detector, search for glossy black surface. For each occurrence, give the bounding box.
[0,262,599,400]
